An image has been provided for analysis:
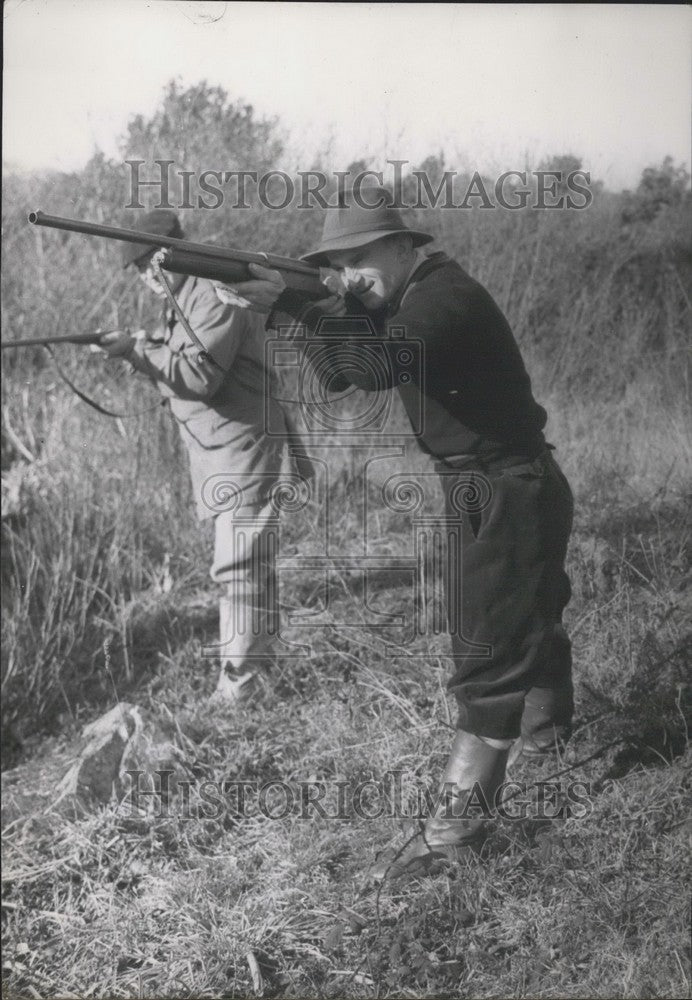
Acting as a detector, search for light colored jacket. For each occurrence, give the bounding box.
[128,275,287,520]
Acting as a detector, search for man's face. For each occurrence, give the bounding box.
[325,235,414,309]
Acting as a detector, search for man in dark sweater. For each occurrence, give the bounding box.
[215,187,574,879]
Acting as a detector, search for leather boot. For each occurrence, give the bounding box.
[371,730,512,881]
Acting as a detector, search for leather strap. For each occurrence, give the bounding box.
[46,345,165,419]
[150,254,224,371]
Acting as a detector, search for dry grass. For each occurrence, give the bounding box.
[2,408,690,997]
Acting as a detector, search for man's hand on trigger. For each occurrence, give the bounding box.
[213,263,286,313]
[321,270,348,298]
[98,330,135,358]
[313,294,347,316]
[314,272,348,316]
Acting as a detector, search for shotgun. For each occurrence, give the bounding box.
[2,330,114,349]
[27,211,328,298]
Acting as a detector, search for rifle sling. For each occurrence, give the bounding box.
[44,262,222,418]
[45,345,165,419]
[151,256,224,372]
[25,213,287,418]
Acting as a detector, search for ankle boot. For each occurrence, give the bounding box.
[371,731,512,881]
[212,665,260,704]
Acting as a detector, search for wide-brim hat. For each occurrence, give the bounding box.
[121,209,183,268]
[301,185,433,266]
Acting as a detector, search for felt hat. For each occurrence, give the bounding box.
[301,186,433,266]
[121,209,183,268]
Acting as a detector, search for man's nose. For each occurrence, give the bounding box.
[344,268,365,289]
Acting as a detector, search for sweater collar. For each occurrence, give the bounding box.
[385,249,450,315]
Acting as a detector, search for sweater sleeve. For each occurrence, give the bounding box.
[266,282,458,394]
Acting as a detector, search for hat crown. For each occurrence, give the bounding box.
[121,209,182,268]
[301,185,433,265]
[131,209,181,237]
[322,186,408,242]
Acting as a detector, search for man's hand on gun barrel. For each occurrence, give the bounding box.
[96,331,135,358]
[96,330,144,359]
[213,264,347,317]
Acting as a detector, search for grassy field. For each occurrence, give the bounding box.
[2,155,691,998]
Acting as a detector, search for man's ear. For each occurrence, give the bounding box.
[394,234,415,259]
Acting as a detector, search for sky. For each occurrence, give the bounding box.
[3,1,691,190]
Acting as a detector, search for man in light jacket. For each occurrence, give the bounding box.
[100,210,295,704]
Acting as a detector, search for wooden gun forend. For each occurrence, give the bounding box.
[158,248,329,299]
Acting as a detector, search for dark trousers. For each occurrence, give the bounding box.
[438,450,574,741]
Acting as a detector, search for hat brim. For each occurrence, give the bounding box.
[301,228,433,267]
[121,244,157,270]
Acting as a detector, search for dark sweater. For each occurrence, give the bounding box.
[270,251,548,466]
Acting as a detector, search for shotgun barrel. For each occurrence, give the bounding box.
[27,211,327,289]
[2,330,112,349]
